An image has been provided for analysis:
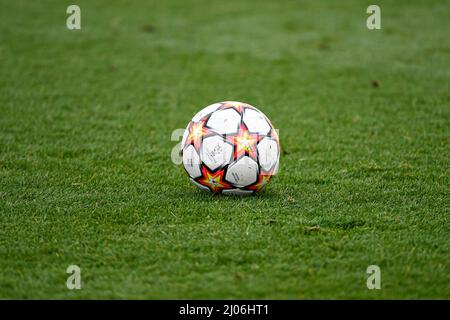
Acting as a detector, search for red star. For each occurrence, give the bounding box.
[248,174,271,191]
[227,123,259,160]
[220,101,250,114]
[197,166,232,193]
[184,119,208,152]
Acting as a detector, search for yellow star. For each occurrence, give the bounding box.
[186,120,208,151]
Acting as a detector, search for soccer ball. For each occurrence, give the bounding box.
[180,101,280,194]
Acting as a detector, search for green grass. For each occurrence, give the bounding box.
[0,0,449,299]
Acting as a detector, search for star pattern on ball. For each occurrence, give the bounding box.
[197,166,232,193]
[248,174,271,191]
[220,101,249,114]
[228,123,259,160]
[185,119,208,152]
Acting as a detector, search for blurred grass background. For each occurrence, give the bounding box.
[0,0,448,298]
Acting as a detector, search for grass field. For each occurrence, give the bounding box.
[0,0,449,299]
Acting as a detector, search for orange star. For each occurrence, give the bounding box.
[248,174,271,191]
[220,101,249,114]
[197,166,232,193]
[228,124,259,160]
[185,120,208,151]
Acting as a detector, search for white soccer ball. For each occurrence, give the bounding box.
[181,101,280,194]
